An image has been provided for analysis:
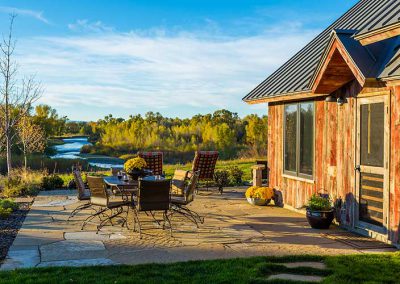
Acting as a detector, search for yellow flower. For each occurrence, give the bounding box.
[246,186,274,200]
[124,157,147,172]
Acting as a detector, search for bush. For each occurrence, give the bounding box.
[41,175,64,190]
[1,169,43,197]
[227,165,244,185]
[245,186,274,200]
[214,170,229,190]
[0,198,19,219]
[307,194,332,211]
[80,144,92,154]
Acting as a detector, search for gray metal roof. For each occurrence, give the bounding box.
[243,0,400,102]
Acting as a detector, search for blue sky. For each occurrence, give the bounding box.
[0,0,357,121]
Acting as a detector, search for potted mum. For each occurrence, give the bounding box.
[124,157,147,180]
[245,186,274,206]
[306,194,334,229]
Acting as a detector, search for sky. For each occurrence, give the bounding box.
[0,0,358,121]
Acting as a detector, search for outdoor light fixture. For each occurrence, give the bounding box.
[325,95,337,102]
[337,97,346,106]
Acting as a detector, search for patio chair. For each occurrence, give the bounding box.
[67,169,92,221]
[132,179,172,239]
[192,151,219,193]
[171,171,203,227]
[138,151,163,176]
[81,176,131,233]
[171,169,189,197]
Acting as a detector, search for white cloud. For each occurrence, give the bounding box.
[0,6,49,24]
[15,26,317,120]
[68,19,114,33]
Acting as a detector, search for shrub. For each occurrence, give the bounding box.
[124,157,147,172]
[2,169,43,197]
[41,175,64,190]
[227,165,244,185]
[307,194,332,211]
[80,144,92,154]
[0,198,19,219]
[119,154,137,161]
[214,170,229,190]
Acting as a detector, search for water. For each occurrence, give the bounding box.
[51,137,124,169]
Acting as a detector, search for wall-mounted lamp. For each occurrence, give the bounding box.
[337,97,347,106]
[325,95,336,102]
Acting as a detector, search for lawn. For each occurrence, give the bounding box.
[1,253,399,283]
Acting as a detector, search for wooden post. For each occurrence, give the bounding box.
[251,165,265,187]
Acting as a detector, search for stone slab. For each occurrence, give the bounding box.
[40,240,107,262]
[64,231,111,241]
[12,231,64,246]
[37,258,116,268]
[282,262,327,269]
[267,274,324,282]
[0,249,40,270]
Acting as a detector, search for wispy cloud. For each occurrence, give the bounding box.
[68,19,114,33]
[16,24,317,120]
[0,6,49,24]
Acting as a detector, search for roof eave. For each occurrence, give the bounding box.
[355,22,400,46]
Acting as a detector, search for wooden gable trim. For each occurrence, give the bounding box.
[311,39,365,94]
[245,91,324,104]
[355,23,400,46]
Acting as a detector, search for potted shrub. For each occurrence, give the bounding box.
[124,157,147,180]
[306,194,334,229]
[214,170,229,194]
[245,186,274,206]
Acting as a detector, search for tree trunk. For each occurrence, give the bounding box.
[6,135,12,174]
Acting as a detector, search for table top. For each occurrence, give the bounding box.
[103,175,166,187]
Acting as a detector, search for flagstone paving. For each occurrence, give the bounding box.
[0,188,396,270]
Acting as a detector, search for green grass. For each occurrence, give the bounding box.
[1,253,400,283]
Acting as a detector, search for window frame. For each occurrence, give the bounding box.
[283,101,315,180]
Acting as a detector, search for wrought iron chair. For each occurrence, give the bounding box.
[192,151,219,193]
[81,176,130,233]
[138,151,163,176]
[171,169,189,197]
[67,169,92,221]
[171,171,203,227]
[132,179,172,239]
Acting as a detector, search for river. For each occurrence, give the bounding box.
[51,137,124,169]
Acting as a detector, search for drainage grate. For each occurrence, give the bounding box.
[322,232,395,250]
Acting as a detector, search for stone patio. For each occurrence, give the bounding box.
[1,188,395,270]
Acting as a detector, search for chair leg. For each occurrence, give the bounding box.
[67,202,93,221]
[163,210,173,237]
[81,207,107,230]
[132,207,142,239]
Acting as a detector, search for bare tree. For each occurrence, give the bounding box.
[17,116,46,170]
[0,15,42,175]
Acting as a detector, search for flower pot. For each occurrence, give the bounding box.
[306,208,334,229]
[247,197,271,206]
[128,169,145,181]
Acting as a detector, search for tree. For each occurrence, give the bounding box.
[0,15,42,174]
[33,105,66,137]
[17,116,46,169]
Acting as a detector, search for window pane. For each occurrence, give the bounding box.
[360,103,384,167]
[284,104,297,172]
[299,102,314,176]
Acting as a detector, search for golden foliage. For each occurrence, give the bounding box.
[245,186,274,200]
[124,157,147,172]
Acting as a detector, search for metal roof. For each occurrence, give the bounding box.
[243,0,400,102]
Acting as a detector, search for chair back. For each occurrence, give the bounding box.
[192,151,219,180]
[87,176,108,206]
[138,152,163,176]
[184,171,199,203]
[137,179,171,211]
[73,169,90,200]
[171,170,188,196]
[111,167,121,176]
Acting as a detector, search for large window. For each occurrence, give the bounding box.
[284,101,314,179]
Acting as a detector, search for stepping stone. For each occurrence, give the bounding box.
[40,240,107,262]
[0,249,40,270]
[37,258,116,268]
[64,231,111,241]
[267,274,324,283]
[282,262,327,269]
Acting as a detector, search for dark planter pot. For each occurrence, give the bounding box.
[128,169,145,181]
[306,208,334,229]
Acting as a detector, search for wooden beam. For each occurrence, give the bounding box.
[355,23,400,46]
[244,92,325,104]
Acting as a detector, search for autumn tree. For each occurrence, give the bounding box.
[0,15,42,174]
[17,116,46,169]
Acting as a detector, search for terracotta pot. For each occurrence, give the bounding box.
[306,208,334,229]
[247,197,271,206]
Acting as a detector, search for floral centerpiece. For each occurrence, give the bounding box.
[245,186,274,206]
[124,157,147,180]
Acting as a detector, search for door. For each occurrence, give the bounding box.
[356,96,389,233]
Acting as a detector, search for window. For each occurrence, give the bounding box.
[284,101,314,179]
